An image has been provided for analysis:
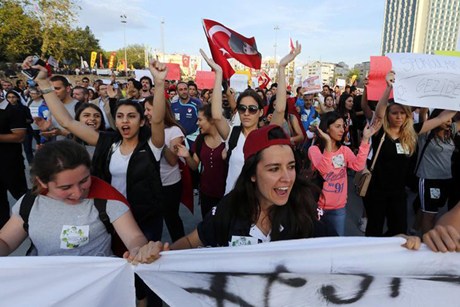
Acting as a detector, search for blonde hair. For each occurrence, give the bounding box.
[383,103,417,156]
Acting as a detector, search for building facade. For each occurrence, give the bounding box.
[381,0,460,54]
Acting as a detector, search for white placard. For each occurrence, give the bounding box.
[336,79,346,87]
[302,74,322,94]
[387,53,460,111]
[230,74,249,92]
[134,69,153,81]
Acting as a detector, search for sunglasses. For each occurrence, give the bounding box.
[237,104,259,114]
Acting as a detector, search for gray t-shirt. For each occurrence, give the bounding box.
[416,123,458,179]
[12,195,129,256]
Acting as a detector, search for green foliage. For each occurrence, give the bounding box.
[115,44,147,69]
[0,0,101,66]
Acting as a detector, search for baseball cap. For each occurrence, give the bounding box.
[243,125,291,160]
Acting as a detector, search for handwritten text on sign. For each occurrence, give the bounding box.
[386,53,460,111]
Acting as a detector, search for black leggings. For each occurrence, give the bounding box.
[162,180,185,242]
[363,189,407,237]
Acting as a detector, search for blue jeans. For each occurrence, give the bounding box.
[322,207,346,236]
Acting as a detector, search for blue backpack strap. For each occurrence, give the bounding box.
[93,198,114,235]
[19,190,36,233]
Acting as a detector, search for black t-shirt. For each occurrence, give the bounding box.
[368,128,412,194]
[197,193,334,247]
[0,101,27,171]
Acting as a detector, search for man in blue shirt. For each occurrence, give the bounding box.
[171,81,201,148]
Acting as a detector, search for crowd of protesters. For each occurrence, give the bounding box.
[0,48,459,306]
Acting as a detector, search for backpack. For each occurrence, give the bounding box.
[19,177,129,257]
[226,125,242,163]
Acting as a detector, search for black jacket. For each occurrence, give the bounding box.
[91,127,164,224]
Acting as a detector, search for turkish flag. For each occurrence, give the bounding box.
[258,71,271,89]
[202,19,262,80]
[182,55,190,68]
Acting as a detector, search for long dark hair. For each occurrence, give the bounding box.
[337,93,355,117]
[31,140,91,194]
[236,89,265,109]
[429,109,454,150]
[224,126,317,241]
[316,111,344,152]
[74,103,106,131]
[144,96,186,135]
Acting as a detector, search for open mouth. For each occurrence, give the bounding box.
[121,125,130,134]
[274,187,289,196]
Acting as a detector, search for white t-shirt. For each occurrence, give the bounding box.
[109,139,163,198]
[28,99,43,130]
[224,125,246,195]
[160,126,184,186]
[51,99,79,141]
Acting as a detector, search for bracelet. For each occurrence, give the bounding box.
[41,86,55,94]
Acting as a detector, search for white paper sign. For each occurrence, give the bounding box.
[230,74,249,92]
[302,74,322,94]
[387,53,460,111]
[134,69,153,81]
[336,79,346,87]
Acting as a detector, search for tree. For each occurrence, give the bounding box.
[0,0,42,62]
[115,44,147,69]
[347,68,360,84]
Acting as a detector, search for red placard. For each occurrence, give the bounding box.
[195,71,216,89]
[165,63,181,80]
[367,56,394,101]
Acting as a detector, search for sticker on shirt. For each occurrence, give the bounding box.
[174,113,180,121]
[332,154,345,168]
[430,188,441,199]
[395,143,409,155]
[60,225,89,249]
[229,236,258,247]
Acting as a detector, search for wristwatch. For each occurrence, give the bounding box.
[41,86,55,94]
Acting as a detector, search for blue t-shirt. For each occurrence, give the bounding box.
[171,97,201,141]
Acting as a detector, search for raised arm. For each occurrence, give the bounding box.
[374,71,394,123]
[148,60,167,148]
[418,110,457,135]
[271,41,301,126]
[200,49,230,140]
[23,56,100,146]
[361,77,373,120]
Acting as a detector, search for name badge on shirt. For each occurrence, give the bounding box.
[395,143,409,155]
[60,225,89,249]
[332,154,345,168]
[229,236,258,247]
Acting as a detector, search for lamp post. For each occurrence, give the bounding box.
[274,25,279,80]
[160,18,165,61]
[120,14,128,75]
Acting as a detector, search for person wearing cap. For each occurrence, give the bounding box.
[165,124,330,249]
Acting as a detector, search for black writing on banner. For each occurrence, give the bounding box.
[398,56,460,72]
[414,75,460,99]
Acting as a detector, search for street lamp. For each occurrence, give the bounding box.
[274,25,279,80]
[120,14,128,75]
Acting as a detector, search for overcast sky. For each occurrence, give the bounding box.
[76,0,460,68]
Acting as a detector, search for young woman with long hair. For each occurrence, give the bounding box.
[308,111,379,235]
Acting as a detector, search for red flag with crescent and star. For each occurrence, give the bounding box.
[202,19,262,80]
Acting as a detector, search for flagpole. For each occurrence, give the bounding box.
[120,14,128,75]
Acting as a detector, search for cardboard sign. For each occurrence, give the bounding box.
[195,71,215,89]
[302,75,322,94]
[387,53,460,111]
[368,56,394,101]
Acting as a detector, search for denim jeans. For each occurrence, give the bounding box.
[322,207,346,236]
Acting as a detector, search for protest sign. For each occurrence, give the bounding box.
[302,74,322,94]
[230,73,249,92]
[195,71,215,89]
[368,56,394,101]
[165,63,181,80]
[336,79,346,87]
[387,53,460,111]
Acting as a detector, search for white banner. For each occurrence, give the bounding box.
[387,53,460,111]
[2,238,460,306]
[135,237,460,307]
[0,257,135,307]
